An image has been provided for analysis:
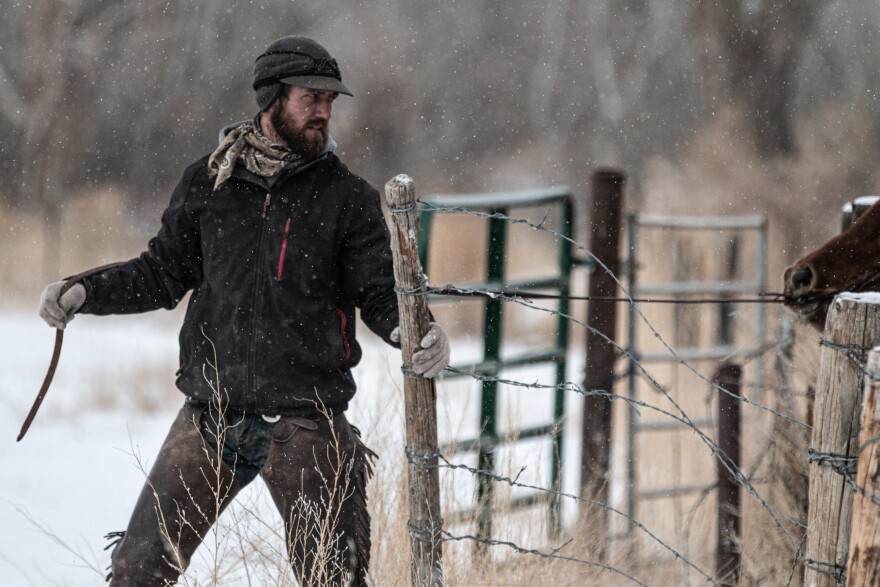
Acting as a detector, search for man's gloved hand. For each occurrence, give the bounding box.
[390,322,450,378]
[39,281,86,330]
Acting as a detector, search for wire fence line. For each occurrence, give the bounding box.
[414,282,808,431]
[786,534,809,586]
[438,288,807,547]
[810,338,880,509]
[421,290,806,546]
[434,531,650,586]
[404,449,721,585]
[819,338,879,382]
[776,338,880,586]
[393,201,822,583]
[802,558,847,586]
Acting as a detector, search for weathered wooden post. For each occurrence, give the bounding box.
[581,168,625,550]
[385,174,443,587]
[846,346,880,586]
[714,363,742,585]
[805,294,880,586]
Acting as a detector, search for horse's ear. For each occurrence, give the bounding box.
[841,195,880,232]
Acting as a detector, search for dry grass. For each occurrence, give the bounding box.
[19,278,814,585]
[642,104,880,289]
[0,185,151,309]
[10,103,874,584]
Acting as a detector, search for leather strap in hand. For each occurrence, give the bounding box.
[18,262,125,442]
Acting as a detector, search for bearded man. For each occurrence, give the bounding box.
[38,36,450,586]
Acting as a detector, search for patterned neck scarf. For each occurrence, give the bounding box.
[207,117,300,190]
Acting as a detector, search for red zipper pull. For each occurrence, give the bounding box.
[262,193,271,218]
[277,217,292,280]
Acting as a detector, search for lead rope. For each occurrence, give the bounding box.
[17,262,126,442]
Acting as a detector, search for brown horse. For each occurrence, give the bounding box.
[784,196,880,327]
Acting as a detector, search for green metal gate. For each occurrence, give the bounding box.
[417,187,577,538]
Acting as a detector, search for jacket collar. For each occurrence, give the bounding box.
[225,150,333,190]
[215,119,337,190]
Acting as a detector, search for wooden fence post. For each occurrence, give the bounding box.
[805,295,880,586]
[847,346,880,586]
[715,363,742,585]
[385,174,443,587]
[581,168,625,549]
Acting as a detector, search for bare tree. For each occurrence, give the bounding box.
[692,0,823,156]
[2,0,878,222]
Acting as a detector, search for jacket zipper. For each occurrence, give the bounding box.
[334,307,352,365]
[276,218,292,280]
[246,192,272,410]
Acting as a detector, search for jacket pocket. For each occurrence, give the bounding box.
[276,217,292,280]
[178,282,211,381]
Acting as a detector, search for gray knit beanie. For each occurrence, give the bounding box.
[253,36,352,111]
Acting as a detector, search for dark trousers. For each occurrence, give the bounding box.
[107,403,375,587]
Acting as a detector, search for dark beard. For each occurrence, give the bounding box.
[269,109,327,159]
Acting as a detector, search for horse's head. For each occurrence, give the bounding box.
[784,196,880,329]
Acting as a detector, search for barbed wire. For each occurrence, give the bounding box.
[444,365,786,446]
[419,202,805,432]
[420,282,809,431]
[429,281,808,546]
[415,206,803,427]
[786,534,808,587]
[802,558,846,586]
[435,530,649,586]
[818,339,880,382]
[767,332,880,584]
[422,283,785,304]
[407,200,831,581]
[809,433,880,509]
[405,448,721,585]
[797,437,880,586]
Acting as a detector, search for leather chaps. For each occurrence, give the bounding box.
[107,404,375,587]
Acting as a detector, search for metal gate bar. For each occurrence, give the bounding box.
[418,187,575,538]
[624,213,767,537]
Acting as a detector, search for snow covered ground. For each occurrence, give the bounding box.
[0,309,585,586]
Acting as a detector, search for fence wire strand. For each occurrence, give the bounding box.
[401,200,818,583]
[406,448,722,585]
[434,530,650,586]
[777,334,880,585]
[425,285,807,543]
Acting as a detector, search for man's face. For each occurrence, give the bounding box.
[268,86,337,158]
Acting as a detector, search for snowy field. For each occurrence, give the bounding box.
[0,308,585,586]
